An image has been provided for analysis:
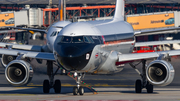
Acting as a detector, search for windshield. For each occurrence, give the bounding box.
[62,36,72,43]
[57,36,94,43]
[72,36,84,43]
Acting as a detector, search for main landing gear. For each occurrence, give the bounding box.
[130,60,153,93]
[43,60,61,93]
[73,72,85,95]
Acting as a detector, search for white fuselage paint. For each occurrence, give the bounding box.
[45,21,71,52]
[53,19,135,74]
[46,0,135,74]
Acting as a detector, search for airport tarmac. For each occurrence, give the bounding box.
[0,87,180,101]
[0,39,180,101]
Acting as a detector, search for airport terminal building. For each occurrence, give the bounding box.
[0,0,180,26]
[0,0,180,44]
[0,0,180,16]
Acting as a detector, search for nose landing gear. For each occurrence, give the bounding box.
[73,72,85,95]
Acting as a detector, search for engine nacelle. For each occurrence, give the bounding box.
[5,60,33,86]
[1,54,16,68]
[146,60,174,86]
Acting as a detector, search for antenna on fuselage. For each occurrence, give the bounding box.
[113,0,125,21]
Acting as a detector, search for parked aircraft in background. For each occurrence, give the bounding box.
[1,0,180,95]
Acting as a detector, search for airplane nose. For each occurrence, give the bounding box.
[61,46,81,57]
[59,55,86,71]
[56,45,91,71]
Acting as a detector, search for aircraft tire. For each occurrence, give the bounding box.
[79,86,84,95]
[135,79,142,93]
[73,86,78,95]
[43,80,50,93]
[146,82,153,93]
[53,79,61,93]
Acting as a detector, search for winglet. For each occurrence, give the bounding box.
[113,0,125,21]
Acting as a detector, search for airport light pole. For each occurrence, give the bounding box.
[58,0,66,21]
[63,0,66,20]
[49,0,52,8]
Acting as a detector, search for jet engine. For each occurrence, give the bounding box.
[146,60,174,86]
[5,60,33,86]
[0,54,16,68]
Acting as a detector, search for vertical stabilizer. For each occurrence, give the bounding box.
[113,0,125,21]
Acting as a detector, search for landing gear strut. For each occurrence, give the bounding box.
[73,72,85,95]
[130,60,153,93]
[43,60,61,93]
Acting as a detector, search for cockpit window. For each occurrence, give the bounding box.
[62,36,72,43]
[50,31,59,37]
[84,36,94,43]
[60,36,94,43]
[72,36,84,43]
[54,36,62,45]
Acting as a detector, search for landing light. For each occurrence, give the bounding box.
[74,72,78,77]
[86,53,90,60]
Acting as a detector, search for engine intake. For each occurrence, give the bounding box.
[146,60,174,86]
[5,60,33,86]
[1,54,16,68]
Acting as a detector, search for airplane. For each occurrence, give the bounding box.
[0,21,71,68]
[0,0,180,95]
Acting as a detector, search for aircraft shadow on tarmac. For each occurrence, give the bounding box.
[0,87,93,94]
[0,86,165,95]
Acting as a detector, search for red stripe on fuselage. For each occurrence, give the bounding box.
[104,39,134,45]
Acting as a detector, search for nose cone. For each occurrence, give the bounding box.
[58,55,87,71]
[61,46,82,57]
[55,44,93,71]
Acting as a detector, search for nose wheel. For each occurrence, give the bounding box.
[73,86,78,95]
[73,72,85,95]
[73,86,84,95]
[79,86,84,95]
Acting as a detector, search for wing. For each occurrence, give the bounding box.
[8,27,46,33]
[0,43,52,67]
[118,49,180,63]
[135,40,180,47]
[134,27,180,36]
[0,42,43,52]
[127,40,180,63]
[0,48,55,61]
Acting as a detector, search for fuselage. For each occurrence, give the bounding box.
[46,21,71,52]
[52,19,135,74]
[43,0,132,74]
